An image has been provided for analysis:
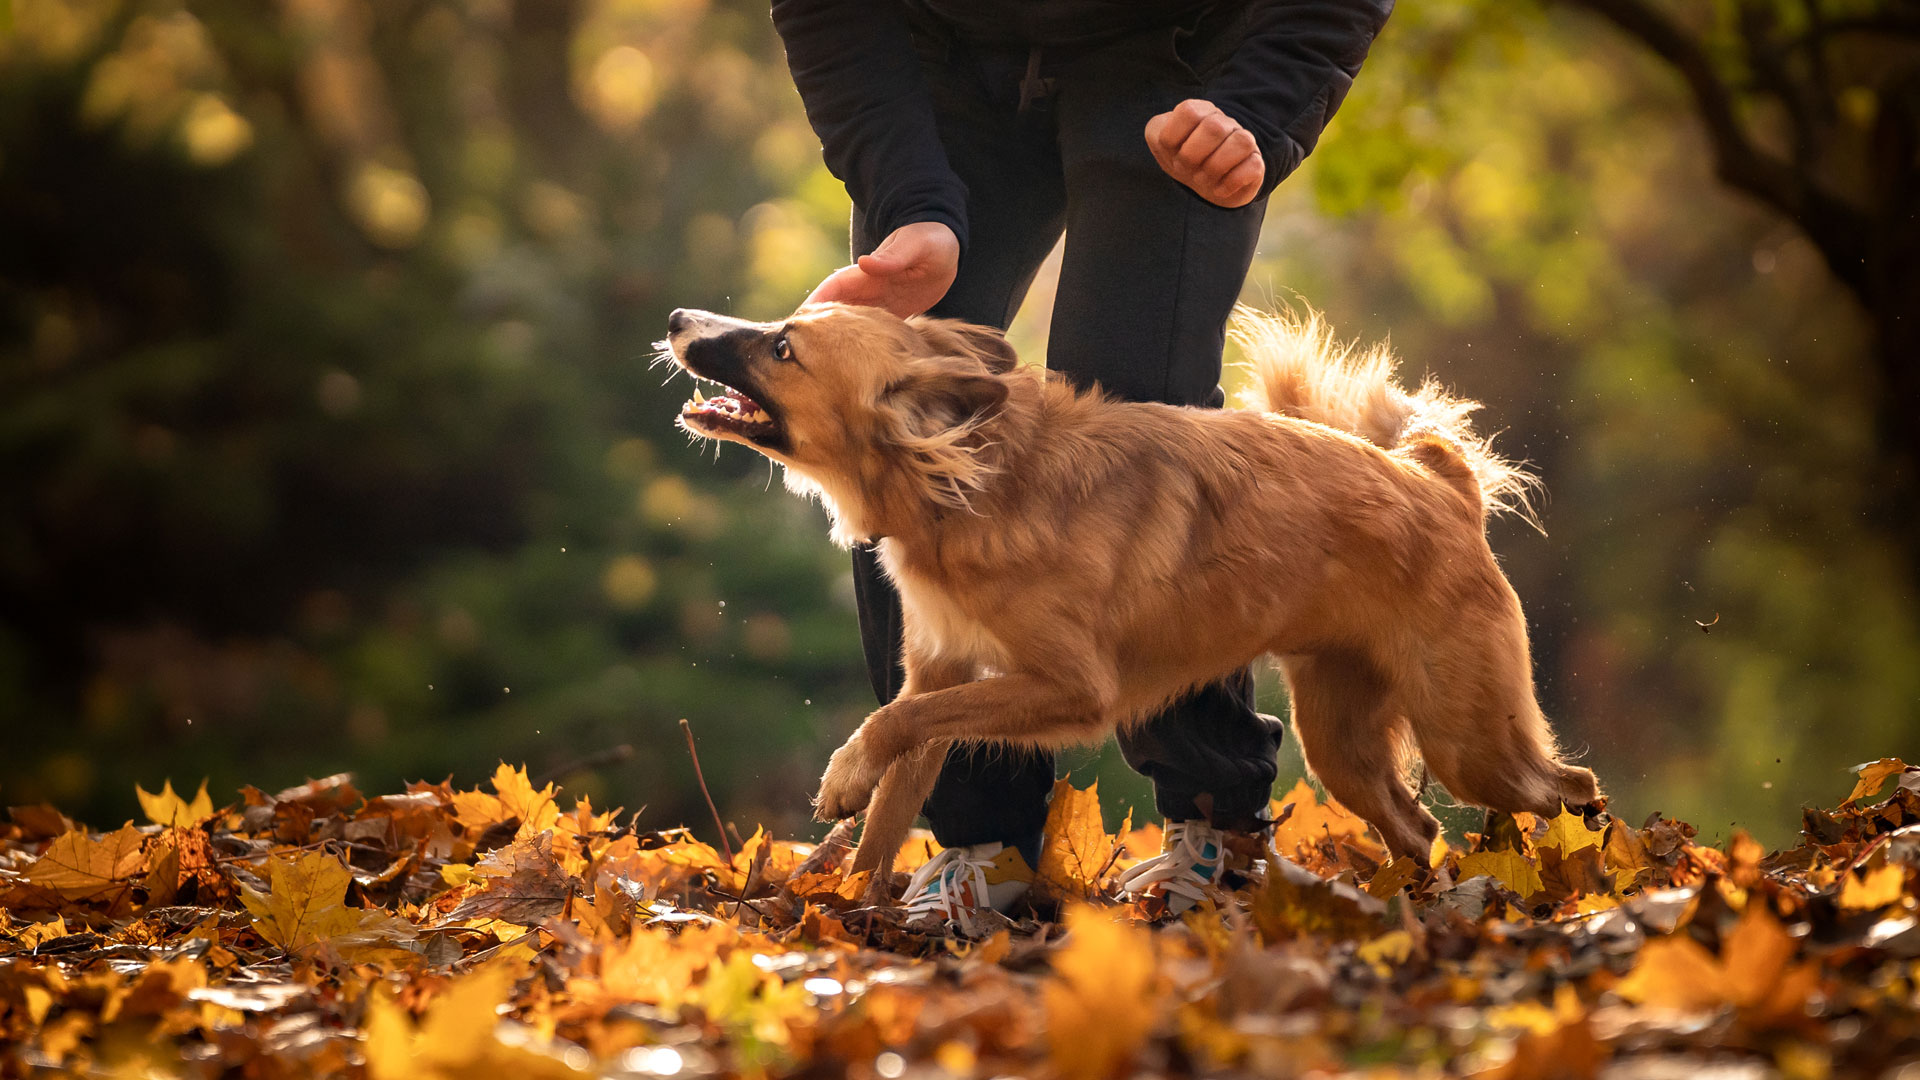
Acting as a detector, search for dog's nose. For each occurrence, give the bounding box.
[668,308,691,334]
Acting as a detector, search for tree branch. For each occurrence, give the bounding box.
[1550,0,1875,295]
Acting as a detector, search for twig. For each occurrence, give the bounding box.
[680,718,735,865]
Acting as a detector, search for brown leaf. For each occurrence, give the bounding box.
[26,824,147,903]
[444,831,571,924]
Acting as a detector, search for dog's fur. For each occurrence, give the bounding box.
[664,302,1599,896]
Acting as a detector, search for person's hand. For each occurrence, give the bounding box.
[806,221,959,318]
[1144,99,1265,209]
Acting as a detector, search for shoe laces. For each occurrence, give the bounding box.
[901,843,998,923]
[1118,820,1233,908]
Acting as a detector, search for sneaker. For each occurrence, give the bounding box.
[900,842,1034,930]
[1117,820,1264,917]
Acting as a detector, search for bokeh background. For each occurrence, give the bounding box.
[3,0,1915,848]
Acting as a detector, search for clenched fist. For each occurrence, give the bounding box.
[1144,99,1265,209]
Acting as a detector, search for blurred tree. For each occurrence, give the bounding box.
[0,0,867,834]
[1550,0,1920,564]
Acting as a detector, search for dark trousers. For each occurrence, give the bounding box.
[849,9,1286,859]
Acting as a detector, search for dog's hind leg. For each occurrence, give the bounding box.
[1404,615,1599,818]
[1280,651,1440,863]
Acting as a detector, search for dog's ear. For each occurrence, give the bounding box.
[888,367,1010,433]
[908,317,1020,374]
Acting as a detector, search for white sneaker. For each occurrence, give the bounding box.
[1118,820,1264,917]
[900,842,1035,930]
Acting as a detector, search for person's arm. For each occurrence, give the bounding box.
[1208,0,1394,201]
[770,0,969,252]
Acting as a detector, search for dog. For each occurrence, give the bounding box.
[662,301,1599,899]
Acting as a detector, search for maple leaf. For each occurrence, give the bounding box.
[1044,905,1163,1080]
[27,824,147,902]
[453,764,562,840]
[1456,848,1546,901]
[1271,778,1374,859]
[1845,757,1909,806]
[1034,779,1116,901]
[239,850,417,961]
[444,830,571,924]
[136,779,215,828]
[1539,808,1604,857]
[1602,822,1653,894]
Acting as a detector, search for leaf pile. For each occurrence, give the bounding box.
[5,760,1920,1078]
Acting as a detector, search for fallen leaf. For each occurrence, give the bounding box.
[444,830,571,924]
[1613,935,1730,1012]
[239,850,416,961]
[1044,906,1162,1080]
[1034,780,1115,901]
[1457,849,1545,901]
[27,824,147,903]
[1271,779,1372,858]
[1539,809,1604,857]
[137,779,215,828]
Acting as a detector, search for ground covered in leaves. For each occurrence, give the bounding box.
[5,760,1920,1079]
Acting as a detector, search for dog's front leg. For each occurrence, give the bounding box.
[849,741,949,906]
[816,653,974,898]
[850,667,1117,791]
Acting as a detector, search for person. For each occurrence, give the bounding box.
[771,0,1393,926]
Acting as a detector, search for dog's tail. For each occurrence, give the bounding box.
[1230,305,1539,525]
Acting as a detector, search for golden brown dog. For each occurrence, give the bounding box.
[662,302,1598,896]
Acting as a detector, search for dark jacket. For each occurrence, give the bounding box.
[770,0,1393,253]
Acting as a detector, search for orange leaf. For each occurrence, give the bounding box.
[1044,906,1162,1080]
[1845,758,1909,806]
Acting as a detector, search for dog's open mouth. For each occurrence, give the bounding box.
[680,380,780,442]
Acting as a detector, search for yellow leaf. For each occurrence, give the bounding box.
[453,764,561,838]
[136,778,214,828]
[1356,930,1412,976]
[1044,906,1162,1080]
[367,964,545,1080]
[1456,849,1545,900]
[1846,758,1908,805]
[27,824,147,902]
[1035,780,1115,901]
[1839,864,1906,911]
[1539,809,1604,857]
[239,850,417,960]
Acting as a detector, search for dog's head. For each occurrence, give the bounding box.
[662,303,1018,531]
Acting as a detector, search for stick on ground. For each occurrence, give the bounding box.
[680,717,735,865]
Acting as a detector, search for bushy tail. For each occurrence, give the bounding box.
[1229,305,1540,525]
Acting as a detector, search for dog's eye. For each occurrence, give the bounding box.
[772,334,794,363]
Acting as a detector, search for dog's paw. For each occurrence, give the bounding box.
[813,738,881,822]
